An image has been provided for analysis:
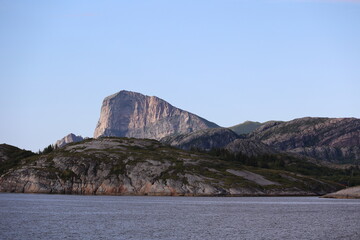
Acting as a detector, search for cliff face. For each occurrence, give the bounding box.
[94,91,219,140]
[0,138,338,196]
[249,117,360,163]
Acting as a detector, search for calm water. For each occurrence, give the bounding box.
[0,194,359,240]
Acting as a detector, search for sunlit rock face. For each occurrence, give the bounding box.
[94,90,219,140]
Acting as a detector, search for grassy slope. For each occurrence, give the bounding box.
[229,121,262,135]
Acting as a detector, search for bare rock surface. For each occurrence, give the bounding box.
[226,169,279,186]
[94,90,219,140]
[55,133,84,148]
[323,185,360,199]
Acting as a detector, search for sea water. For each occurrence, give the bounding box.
[0,193,359,240]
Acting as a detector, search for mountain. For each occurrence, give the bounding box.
[94,90,219,140]
[0,138,340,196]
[229,121,263,135]
[161,128,239,151]
[249,117,360,163]
[55,133,84,148]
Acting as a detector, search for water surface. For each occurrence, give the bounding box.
[1,193,359,240]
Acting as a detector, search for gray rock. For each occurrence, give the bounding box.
[55,133,84,148]
[249,117,360,163]
[323,185,360,199]
[225,139,277,157]
[161,128,239,151]
[94,90,219,140]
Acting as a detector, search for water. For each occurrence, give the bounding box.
[0,194,359,240]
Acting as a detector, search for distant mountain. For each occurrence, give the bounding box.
[55,133,84,148]
[161,128,239,151]
[94,90,219,140]
[229,121,264,135]
[249,117,360,163]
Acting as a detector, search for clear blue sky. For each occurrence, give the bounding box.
[1,0,359,152]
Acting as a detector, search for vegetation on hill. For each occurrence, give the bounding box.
[0,144,35,176]
[205,148,360,187]
[229,121,263,135]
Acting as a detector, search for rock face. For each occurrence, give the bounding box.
[0,138,339,196]
[94,90,219,140]
[161,128,239,151]
[55,133,84,148]
[249,117,360,163]
[323,186,360,199]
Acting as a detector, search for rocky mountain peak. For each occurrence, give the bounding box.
[55,133,84,148]
[94,90,219,140]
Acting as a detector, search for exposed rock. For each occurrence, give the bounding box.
[0,138,339,196]
[322,185,360,199]
[225,139,278,157]
[161,128,239,151]
[55,133,84,148]
[94,90,219,140]
[226,169,280,186]
[249,117,360,163]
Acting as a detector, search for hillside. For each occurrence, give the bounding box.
[0,138,342,196]
[249,117,360,164]
[229,121,264,135]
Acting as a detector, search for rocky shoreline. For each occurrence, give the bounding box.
[322,186,360,199]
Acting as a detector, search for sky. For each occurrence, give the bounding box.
[1,0,359,152]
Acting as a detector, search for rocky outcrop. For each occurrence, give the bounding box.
[323,185,360,199]
[249,117,360,163]
[55,133,84,148]
[94,90,219,140]
[0,138,339,196]
[161,128,239,151]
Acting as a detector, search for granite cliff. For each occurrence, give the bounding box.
[94,91,219,140]
[0,138,340,196]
